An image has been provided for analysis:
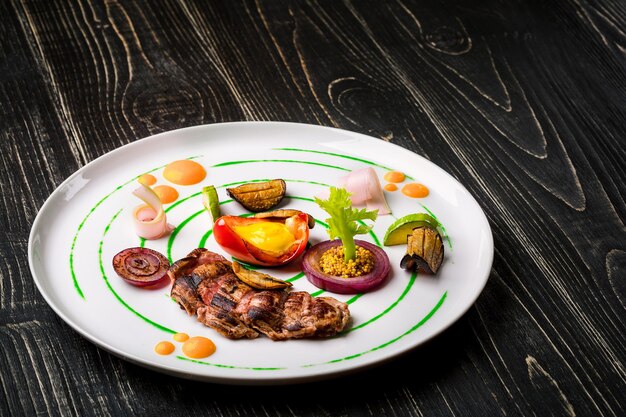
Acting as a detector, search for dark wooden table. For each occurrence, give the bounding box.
[2,0,625,415]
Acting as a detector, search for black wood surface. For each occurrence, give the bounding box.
[2,0,625,415]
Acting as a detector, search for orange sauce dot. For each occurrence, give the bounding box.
[182,336,216,359]
[173,332,190,342]
[153,185,179,204]
[163,160,206,185]
[138,174,157,186]
[384,183,398,192]
[154,341,175,355]
[384,171,406,183]
[402,183,430,198]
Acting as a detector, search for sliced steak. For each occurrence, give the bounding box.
[269,292,351,340]
[169,248,351,340]
[168,248,231,283]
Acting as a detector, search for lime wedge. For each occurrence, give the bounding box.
[383,213,440,246]
[202,185,221,223]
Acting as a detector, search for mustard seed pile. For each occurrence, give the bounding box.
[319,246,375,278]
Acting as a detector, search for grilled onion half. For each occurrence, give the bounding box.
[112,247,170,288]
[302,239,390,294]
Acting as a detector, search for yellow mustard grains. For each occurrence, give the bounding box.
[319,246,375,278]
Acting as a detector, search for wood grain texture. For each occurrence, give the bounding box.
[1,0,624,415]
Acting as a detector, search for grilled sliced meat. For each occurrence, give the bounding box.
[168,248,231,283]
[197,272,259,339]
[170,250,232,315]
[258,292,350,340]
[169,248,350,340]
[171,275,203,315]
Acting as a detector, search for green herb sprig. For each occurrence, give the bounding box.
[315,187,378,262]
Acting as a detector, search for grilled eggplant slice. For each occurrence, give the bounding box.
[226,179,286,212]
[400,226,444,274]
[231,261,293,290]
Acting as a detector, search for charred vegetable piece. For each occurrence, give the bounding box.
[231,261,292,290]
[112,247,170,288]
[202,185,221,223]
[400,226,444,274]
[254,209,316,229]
[226,179,286,212]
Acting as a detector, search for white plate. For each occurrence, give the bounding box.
[28,122,493,384]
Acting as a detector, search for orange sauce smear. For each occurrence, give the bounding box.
[384,171,406,183]
[154,341,175,355]
[163,160,206,185]
[138,174,157,186]
[182,336,216,359]
[402,183,429,198]
[173,332,190,342]
[153,185,179,204]
[384,183,398,192]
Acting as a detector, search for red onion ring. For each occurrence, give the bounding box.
[112,247,170,289]
[302,239,391,294]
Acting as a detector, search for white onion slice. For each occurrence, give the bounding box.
[317,167,391,215]
[339,167,391,215]
[132,185,174,239]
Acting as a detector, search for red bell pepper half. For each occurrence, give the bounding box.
[212,212,310,266]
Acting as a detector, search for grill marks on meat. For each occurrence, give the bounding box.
[168,248,231,283]
[246,290,288,339]
[171,275,203,315]
[197,272,259,339]
[253,292,351,340]
[170,249,350,340]
[288,295,352,338]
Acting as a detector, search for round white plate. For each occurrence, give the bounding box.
[28,122,493,384]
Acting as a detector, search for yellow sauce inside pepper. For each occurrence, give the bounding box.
[234,222,295,256]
